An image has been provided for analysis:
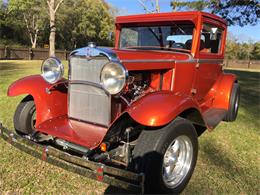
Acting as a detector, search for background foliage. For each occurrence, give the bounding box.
[171,0,260,26]
[0,0,114,49]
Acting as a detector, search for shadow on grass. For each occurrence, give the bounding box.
[225,70,260,128]
[0,61,40,71]
[104,186,135,194]
[0,63,20,71]
[200,138,252,192]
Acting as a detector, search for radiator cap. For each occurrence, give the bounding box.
[88,42,96,48]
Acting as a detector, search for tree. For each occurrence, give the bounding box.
[251,42,260,60]
[225,32,260,60]
[1,0,115,49]
[47,0,64,56]
[8,0,44,48]
[55,0,114,49]
[138,0,160,13]
[170,0,260,26]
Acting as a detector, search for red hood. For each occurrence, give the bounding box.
[112,49,191,71]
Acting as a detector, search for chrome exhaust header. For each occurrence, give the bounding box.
[55,138,90,154]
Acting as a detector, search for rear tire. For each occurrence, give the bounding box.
[224,83,240,122]
[131,117,198,194]
[14,95,36,135]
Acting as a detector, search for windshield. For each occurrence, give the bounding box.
[119,23,194,52]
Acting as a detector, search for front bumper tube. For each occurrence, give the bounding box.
[0,123,144,193]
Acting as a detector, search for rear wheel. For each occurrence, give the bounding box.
[224,83,240,122]
[14,95,36,135]
[131,117,198,194]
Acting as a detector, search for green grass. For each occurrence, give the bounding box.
[0,60,259,194]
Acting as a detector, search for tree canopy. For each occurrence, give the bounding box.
[1,0,259,61]
[171,0,260,26]
[226,34,260,60]
[56,0,114,49]
[0,0,115,49]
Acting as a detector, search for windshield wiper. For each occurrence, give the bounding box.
[172,22,187,35]
[147,27,164,47]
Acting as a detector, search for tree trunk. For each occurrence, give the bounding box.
[49,0,56,57]
[32,41,37,49]
[32,32,38,49]
[23,13,38,49]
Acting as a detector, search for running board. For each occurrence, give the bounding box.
[202,108,227,129]
[0,123,144,193]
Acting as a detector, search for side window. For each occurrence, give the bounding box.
[120,28,138,48]
[200,23,223,54]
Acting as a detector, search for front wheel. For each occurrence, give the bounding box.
[131,117,198,194]
[14,95,36,135]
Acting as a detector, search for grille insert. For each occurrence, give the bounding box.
[68,57,111,126]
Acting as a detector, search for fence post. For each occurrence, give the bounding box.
[4,46,9,59]
[226,59,228,67]
[64,49,67,60]
[29,48,34,60]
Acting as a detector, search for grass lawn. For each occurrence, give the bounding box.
[0,60,259,194]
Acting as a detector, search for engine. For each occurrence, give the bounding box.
[123,71,151,102]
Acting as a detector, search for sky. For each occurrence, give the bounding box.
[106,0,260,43]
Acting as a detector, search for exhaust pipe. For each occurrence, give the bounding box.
[55,139,90,154]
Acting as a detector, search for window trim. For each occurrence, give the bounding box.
[118,22,196,53]
[199,23,225,55]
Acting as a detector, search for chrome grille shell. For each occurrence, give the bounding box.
[68,56,111,126]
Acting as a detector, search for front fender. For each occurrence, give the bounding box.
[8,75,68,127]
[126,91,201,127]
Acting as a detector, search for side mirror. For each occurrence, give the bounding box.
[210,27,218,40]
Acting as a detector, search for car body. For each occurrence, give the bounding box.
[5,11,240,193]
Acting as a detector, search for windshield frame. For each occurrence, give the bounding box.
[118,22,195,53]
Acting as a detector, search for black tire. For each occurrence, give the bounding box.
[131,117,198,194]
[224,83,240,122]
[14,95,36,135]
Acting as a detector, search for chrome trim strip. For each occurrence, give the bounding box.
[70,47,119,62]
[198,59,224,64]
[120,58,224,64]
[120,59,176,63]
[69,80,111,96]
[69,117,109,128]
[119,48,193,58]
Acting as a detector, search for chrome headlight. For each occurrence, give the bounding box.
[101,62,127,95]
[41,57,64,84]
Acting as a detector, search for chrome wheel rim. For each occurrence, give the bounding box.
[162,135,193,188]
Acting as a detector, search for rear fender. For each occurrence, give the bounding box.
[126,91,202,127]
[213,73,237,110]
[8,75,68,127]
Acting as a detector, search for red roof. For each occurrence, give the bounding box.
[116,11,227,25]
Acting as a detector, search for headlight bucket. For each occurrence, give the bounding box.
[100,62,127,95]
[41,57,64,84]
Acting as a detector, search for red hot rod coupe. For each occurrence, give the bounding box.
[1,11,240,194]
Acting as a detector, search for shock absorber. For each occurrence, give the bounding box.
[125,127,132,166]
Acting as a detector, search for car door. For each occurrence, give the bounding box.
[193,22,226,102]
